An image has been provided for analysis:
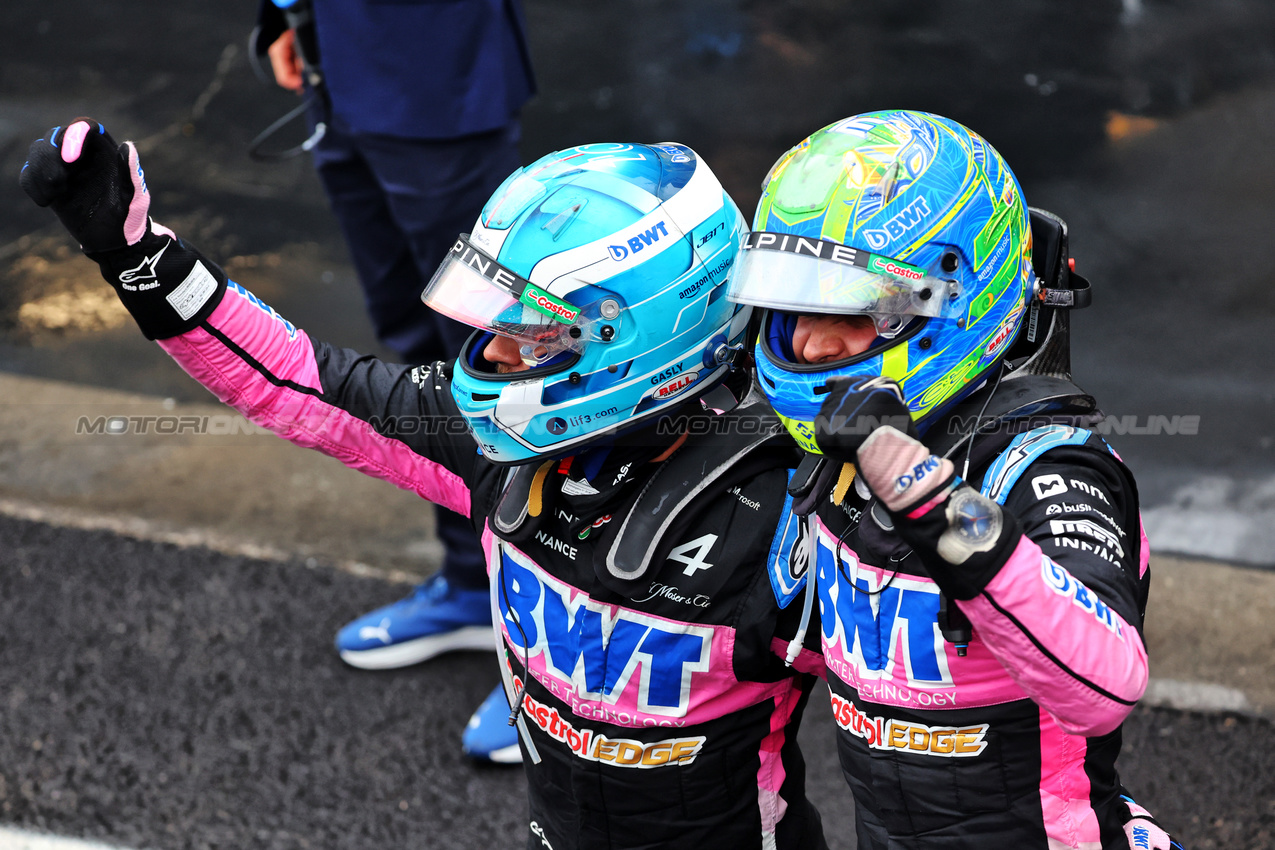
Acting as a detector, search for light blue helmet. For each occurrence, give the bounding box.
[422,143,751,465]
[726,111,1035,450]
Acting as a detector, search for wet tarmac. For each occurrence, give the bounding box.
[2,0,1275,563]
[2,3,1275,848]
[2,513,1273,850]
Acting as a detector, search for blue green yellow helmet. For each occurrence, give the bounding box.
[725,110,1034,452]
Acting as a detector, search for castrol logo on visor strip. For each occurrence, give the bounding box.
[867,255,925,281]
[447,237,580,325]
[521,285,580,324]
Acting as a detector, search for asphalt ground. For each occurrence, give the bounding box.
[1,513,1273,850]
[2,0,1274,564]
[0,369,1273,849]
[3,1,1275,848]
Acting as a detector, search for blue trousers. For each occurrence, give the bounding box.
[310,114,522,589]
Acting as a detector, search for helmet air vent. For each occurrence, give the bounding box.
[873,161,901,203]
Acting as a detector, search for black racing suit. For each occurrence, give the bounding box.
[153,279,828,849]
[808,378,1178,849]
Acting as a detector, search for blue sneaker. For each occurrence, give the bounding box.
[462,684,523,764]
[335,574,494,669]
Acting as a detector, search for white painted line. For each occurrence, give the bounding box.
[0,497,423,586]
[1141,474,1275,568]
[1142,678,1251,713]
[0,826,139,850]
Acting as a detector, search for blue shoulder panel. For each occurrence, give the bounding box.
[980,425,1093,505]
[767,471,810,609]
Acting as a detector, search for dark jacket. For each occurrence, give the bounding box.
[256,0,536,138]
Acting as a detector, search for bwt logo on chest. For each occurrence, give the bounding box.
[497,552,713,716]
[609,221,670,261]
[815,534,953,689]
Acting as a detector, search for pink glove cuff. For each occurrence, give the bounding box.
[856,426,954,512]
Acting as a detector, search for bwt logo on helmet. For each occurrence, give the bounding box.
[863,197,932,250]
[608,221,670,261]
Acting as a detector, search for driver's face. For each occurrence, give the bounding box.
[790,314,878,364]
[481,334,532,374]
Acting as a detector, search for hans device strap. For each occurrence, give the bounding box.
[604,404,790,584]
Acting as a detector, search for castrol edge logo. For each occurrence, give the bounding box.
[829,691,988,758]
[516,677,706,768]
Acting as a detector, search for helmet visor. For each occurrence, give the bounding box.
[422,236,592,365]
[726,231,960,319]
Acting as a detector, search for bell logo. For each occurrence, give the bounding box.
[609,244,629,261]
[654,371,699,401]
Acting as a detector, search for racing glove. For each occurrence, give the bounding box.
[1119,797,1184,850]
[20,119,226,340]
[813,375,917,462]
[855,425,1021,600]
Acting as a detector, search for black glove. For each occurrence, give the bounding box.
[20,119,226,339]
[813,375,917,462]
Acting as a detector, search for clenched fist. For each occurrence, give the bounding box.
[20,119,226,339]
[21,120,152,253]
[813,375,916,463]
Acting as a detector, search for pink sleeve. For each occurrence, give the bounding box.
[156,283,473,517]
[958,536,1148,737]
